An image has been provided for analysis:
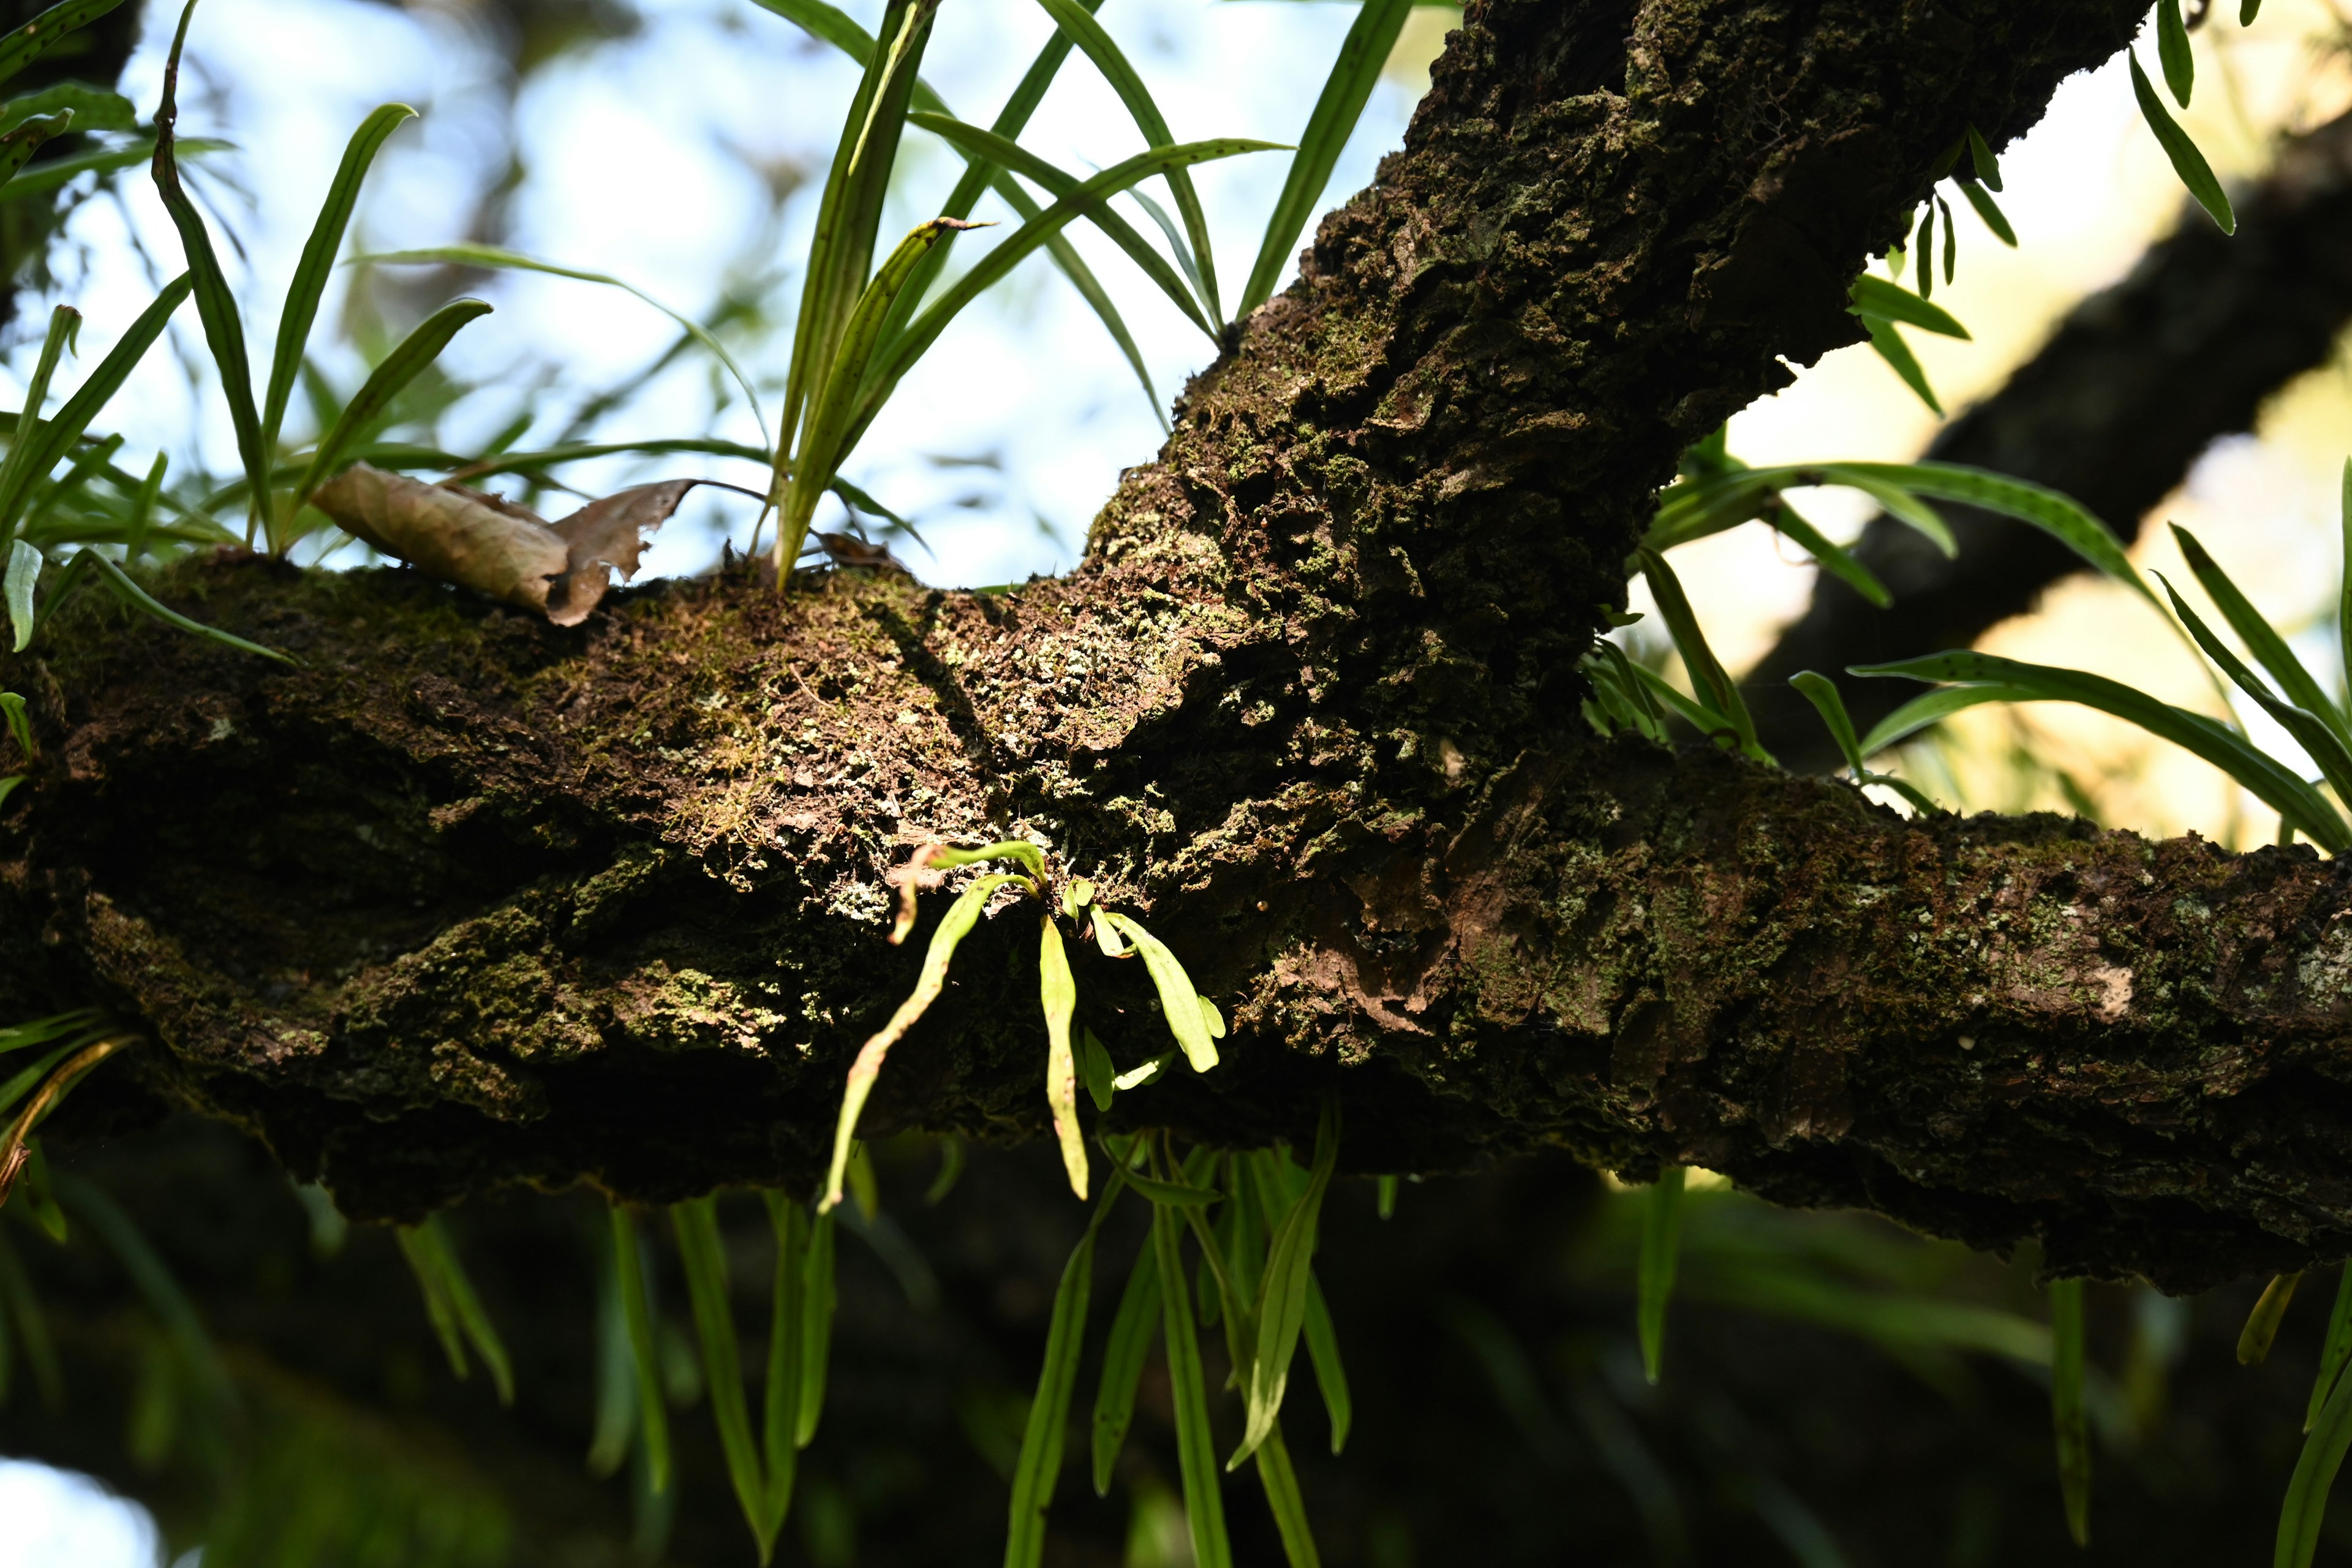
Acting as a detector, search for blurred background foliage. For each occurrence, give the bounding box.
[10,0,2352,1563]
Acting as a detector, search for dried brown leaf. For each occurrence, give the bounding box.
[311,464,567,616]
[546,480,701,628]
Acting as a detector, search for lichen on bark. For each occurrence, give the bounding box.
[21,0,2339,1292]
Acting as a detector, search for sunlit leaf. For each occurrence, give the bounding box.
[1095,911,1217,1071]
[1238,0,1411,318]
[294,298,492,507]
[2130,50,2233,233]
[1038,915,1087,1199]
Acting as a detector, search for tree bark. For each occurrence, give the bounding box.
[1751,103,2352,767]
[22,0,2339,1295]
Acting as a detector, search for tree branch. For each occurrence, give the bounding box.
[20,0,2294,1289]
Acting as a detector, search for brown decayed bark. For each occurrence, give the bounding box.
[21,0,2339,1292]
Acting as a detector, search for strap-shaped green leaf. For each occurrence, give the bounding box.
[907,113,1224,339]
[1790,672,1868,775]
[1251,1421,1322,1568]
[82,550,293,663]
[0,110,69,191]
[825,871,1021,1210]
[841,134,1276,466]
[1636,1166,1684,1385]
[797,1207,835,1447]
[1096,910,1218,1071]
[1856,649,2350,850]
[2159,0,2194,105]
[2239,1272,2302,1364]
[2309,1264,2352,1433]
[1038,915,1088,1199]
[264,104,415,454]
[363,244,766,450]
[2157,573,2352,810]
[1238,0,1411,318]
[0,0,127,90]
[608,1206,671,1493]
[1861,314,1941,415]
[1634,546,1768,762]
[1849,273,1969,338]
[394,1215,513,1406]
[1813,463,1955,556]
[153,1,270,546]
[674,1195,785,1562]
[780,215,972,571]
[1966,124,2003,190]
[0,277,189,537]
[780,0,937,484]
[1091,1235,1159,1495]
[1957,178,2016,246]
[1771,500,1890,607]
[758,1193,805,1528]
[2171,525,2345,741]
[1154,1199,1233,1568]
[1006,1176,1124,1567]
[1033,0,1220,323]
[2283,1352,2352,1567]
[2130,50,2233,234]
[1302,1269,1350,1453]
[1828,461,2152,606]
[293,298,492,507]
[0,304,75,535]
[1234,1106,1338,1466]
[2049,1277,2090,1547]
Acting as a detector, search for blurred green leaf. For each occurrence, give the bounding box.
[1252,1422,1322,1568]
[0,0,127,89]
[1236,1106,1339,1465]
[1155,1199,1233,1568]
[294,298,492,508]
[797,1207,835,1447]
[674,1195,784,1561]
[1637,1167,1684,1385]
[609,1206,671,1494]
[2238,1272,2302,1365]
[1849,273,1969,339]
[2158,0,2193,105]
[1861,316,1941,415]
[1091,1237,1159,1496]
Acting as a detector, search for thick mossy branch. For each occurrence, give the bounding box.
[19,0,2312,1291]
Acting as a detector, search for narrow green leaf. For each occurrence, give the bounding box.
[153,1,269,546]
[1096,911,1217,1072]
[2171,525,2343,738]
[1235,1107,1339,1466]
[759,1193,804,1536]
[1634,546,1768,763]
[0,0,127,89]
[0,304,76,534]
[674,1195,782,1564]
[1637,1166,1685,1385]
[1836,462,2152,606]
[0,1232,61,1408]
[2309,1264,2352,1433]
[1301,1270,1350,1454]
[797,1207,835,1448]
[1958,179,2016,246]
[407,1215,513,1406]
[0,277,189,538]
[1815,464,1956,557]
[1039,915,1087,1199]
[83,551,292,663]
[1915,200,1934,298]
[1033,0,1221,322]
[1939,192,1956,285]
[1125,1170,1221,1207]
[2157,574,2352,810]
[2244,0,2262,21]
[2159,0,2194,105]
[1376,1175,1397,1220]
[396,1225,471,1382]
[294,298,492,507]
[2282,1359,2352,1567]
[363,245,767,451]
[1252,1420,1322,1568]
[908,113,1221,339]
[2050,1277,2091,1548]
[1091,1238,1160,1496]
[1155,1199,1233,1568]
[845,135,1277,466]
[263,104,417,453]
[2130,51,2234,234]
[587,1230,636,1478]
[5,540,38,652]
[780,0,938,492]
[0,110,69,190]
[1771,500,1890,608]
[1079,1027,1116,1113]
[0,83,131,137]
[1861,315,1942,417]
[825,871,1020,1210]
[782,214,978,575]
[1855,650,2350,850]
[1966,123,2003,190]
[0,692,29,757]
[2240,1272,2302,1365]
[1789,672,1869,776]
[1849,273,1970,339]
[609,1206,671,1493]
[1623,650,1741,743]
[1005,1186,1115,1568]
[53,1175,233,1417]
[1238,0,1411,317]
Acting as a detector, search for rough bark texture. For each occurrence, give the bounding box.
[20,0,2340,1295]
[1750,103,2352,768]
